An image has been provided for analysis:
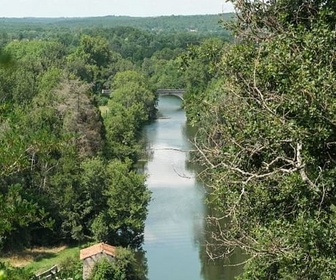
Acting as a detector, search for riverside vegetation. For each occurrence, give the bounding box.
[181,0,336,279]
[2,1,335,278]
[0,14,231,279]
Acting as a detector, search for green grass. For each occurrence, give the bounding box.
[0,245,83,275]
[25,246,80,274]
[99,106,109,116]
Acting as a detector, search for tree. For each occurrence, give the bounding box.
[0,184,42,250]
[184,0,336,278]
[104,70,156,160]
[1,40,65,105]
[230,0,336,38]
[179,38,224,94]
[0,263,32,280]
[178,38,225,125]
[0,48,12,67]
[0,32,152,253]
[89,247,146,280]
[54,79,104,158]
[91,160,150,248]
[146,57,186,90]
[67,35,112,91]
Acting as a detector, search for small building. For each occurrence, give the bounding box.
[80,242,117,280]
[101,89,111,96]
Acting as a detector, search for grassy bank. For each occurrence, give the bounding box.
[0,245,80,274]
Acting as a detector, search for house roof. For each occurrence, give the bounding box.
[80,243,117,260]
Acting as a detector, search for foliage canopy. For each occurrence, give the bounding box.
[183,0,336,278]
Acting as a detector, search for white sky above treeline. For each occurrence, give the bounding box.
[0,0,235,18]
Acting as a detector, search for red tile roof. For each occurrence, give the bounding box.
[80,243,117,260]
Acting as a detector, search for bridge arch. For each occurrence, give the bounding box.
[156,89,185,100]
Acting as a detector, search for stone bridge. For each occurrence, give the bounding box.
[102,88,186,100]
[156,89,185,100]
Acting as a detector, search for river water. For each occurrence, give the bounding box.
[143,96,244,280]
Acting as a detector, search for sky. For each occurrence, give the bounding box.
[0,0,235,18]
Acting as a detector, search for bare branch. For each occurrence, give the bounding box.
[296,142,317,190]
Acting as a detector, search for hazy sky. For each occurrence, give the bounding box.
[0,0,235,18]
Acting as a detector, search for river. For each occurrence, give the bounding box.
[143,96,244,280]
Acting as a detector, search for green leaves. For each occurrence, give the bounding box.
[0,263,33,280]
[89,247,146,280]
[0,49,13,68]
[185,1,336,278]
[0,184,42,250]
[104,70,156,160]
[66,35,112,91]
[0,26,153,259]
[103,160,150,248]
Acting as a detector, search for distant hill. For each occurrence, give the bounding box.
[0,13,234,34]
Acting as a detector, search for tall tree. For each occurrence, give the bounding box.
[67,35,111,92]
[185,0,336,278]
[104,70,156,160]
[90,160,151,248]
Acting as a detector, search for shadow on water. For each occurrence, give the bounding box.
[135,250,149,280]
[199,203,247,280]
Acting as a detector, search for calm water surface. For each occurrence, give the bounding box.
[143,96,243,280]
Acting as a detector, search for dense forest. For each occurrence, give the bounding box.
[182,0,336,279]
[0,13,231,279]
[0,14,233,34]
[2,0,336,279]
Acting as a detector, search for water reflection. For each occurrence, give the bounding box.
[143,96,244,280]
[200,207,246,280]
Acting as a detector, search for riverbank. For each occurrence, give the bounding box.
[0,245,79,274]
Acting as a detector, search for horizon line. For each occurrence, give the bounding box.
[0,12,235,20]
